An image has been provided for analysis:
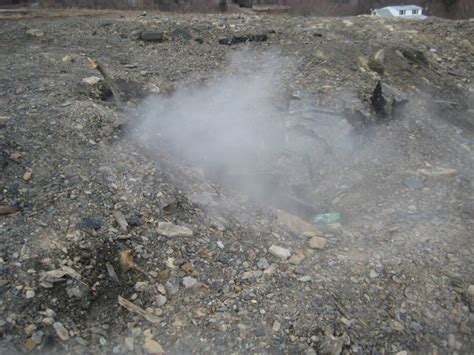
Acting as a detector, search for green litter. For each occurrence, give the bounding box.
[312,212,341,225]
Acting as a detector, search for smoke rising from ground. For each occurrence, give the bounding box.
[132,51,354,216]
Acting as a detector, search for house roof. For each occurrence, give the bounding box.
[374,8,393,17]
[387,5,423,11]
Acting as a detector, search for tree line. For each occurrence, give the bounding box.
[36,0,474,19]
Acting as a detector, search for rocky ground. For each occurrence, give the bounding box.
[0,9,473,355]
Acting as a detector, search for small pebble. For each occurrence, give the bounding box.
[182,276,197,288]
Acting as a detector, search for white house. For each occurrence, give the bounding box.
[372,5,427,19]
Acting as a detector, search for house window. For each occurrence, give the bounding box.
[399,10,406,15]
[412,10,418,14]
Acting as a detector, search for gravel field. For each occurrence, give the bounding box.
[0,9,473,354]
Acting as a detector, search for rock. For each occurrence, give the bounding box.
[195,307,208,317]
[112,210,128,233]
[398,47,428,66]
[156,294,167,307]
[340,317,353,327]
[369,270,378,279]
[23,169,32,181]
[182,276,197,288]
[134,281,149,292]
[156,222,193,237]
[309,236,327,250]
[275,210,322,236]
[31,331,43,345]
[218,34,268,45]
[417,167,457,177]
[272,320,281,332]
[26,29,44,37]
[409,321,423,332]
[127,215,141,227]
[25,290,35,298]
[264,264,277,276]
[106,262,119,283]
[83,217,102,230]
[447,333,456,349]
[165,281,178,296]
[156,284,166,295]
[25,338,37,351]
[343,20,354,27]
[461,39,473,51]
[242,270,262,279]
[390,320,404,332]
[376,82,409,118]
[62,55,74,63]
[140,31,165,43]
[458,320,468,334]
[268,245,291,260]
[298,275,312,282]
[24,324,36,336]
[53,322,69,341]
[0,205,18,215]
[403,176,424,189]
[9,152,22,160]
[320,332,350,355]
[143,338,164,354]
[257,258,269,269]
[467,284,474,303]
[124,336,134,351]
[288,253,305,265]
[368,49,385,74]
[171,28,192,40]
[82,76,101,85]
[180,262,193,272]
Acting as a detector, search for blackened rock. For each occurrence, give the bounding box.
[218,34,268,45]
[140,31,164,43]
[172,28,192,40]
[83,217,102,230]
[371,81,386,119]
[370,81,409,123]
[126,215,141,227]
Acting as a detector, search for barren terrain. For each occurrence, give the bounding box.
[0,10,473,355]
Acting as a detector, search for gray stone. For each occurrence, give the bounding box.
[409,321,423,332]
[156,294,167,306]
[467,284,474,303]
[53,322,69,341]
[257,258,269,269]
[368,49,385,74]
[182,276,197,288]
[31,331,44,345]
[403,176,424,189]
[268,245,291,260]
[82,76,101,86]
[298,275,312,282]
[165,281,179,296]
[140,31,164,42]
[157,222,193,237]
[309,236,327,250]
